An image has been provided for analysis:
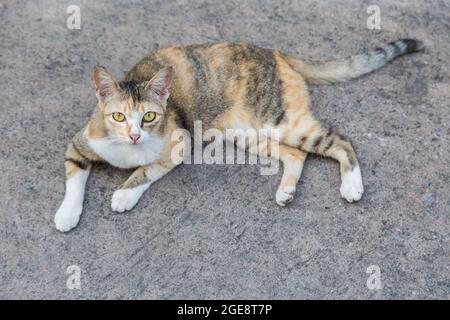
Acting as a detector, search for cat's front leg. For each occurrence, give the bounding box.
[54,143,91,232]
[111,161,176,213]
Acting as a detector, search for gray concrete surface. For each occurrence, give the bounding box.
[0,0,449,299]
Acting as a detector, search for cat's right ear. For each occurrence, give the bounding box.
[93,65,120,102]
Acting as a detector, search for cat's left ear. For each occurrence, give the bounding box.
[144,66,173,104]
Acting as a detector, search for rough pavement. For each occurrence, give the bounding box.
[0,0,449,299]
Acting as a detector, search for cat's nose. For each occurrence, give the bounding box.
[130,134,141,144]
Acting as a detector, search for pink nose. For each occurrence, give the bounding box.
[130,134,141,143]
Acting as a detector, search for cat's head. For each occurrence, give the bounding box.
[92,65,172,145]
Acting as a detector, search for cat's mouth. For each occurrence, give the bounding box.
[128,140,142,145]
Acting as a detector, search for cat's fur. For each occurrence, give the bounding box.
[55,39,423,232]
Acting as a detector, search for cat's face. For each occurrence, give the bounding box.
[93,66,172,145]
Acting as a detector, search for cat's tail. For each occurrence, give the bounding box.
[283,39,424,85]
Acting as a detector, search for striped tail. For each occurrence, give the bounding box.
[284,39,424,84]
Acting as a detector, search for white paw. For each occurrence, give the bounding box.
[111,188,141,213]
[54,203,82,232]
[340,165,364,203]
[276,186,296,207]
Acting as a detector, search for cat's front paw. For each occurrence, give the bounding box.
[54,203,82,232]
[276,186,296,207]
[340,165,364,203]
[111,188,141,213]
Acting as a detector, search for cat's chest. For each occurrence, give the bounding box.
[88,138,164,169]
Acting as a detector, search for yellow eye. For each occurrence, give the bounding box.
[112,112,125,122]
[143,112,156,123]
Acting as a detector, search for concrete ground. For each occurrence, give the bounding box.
[0,0,449,299]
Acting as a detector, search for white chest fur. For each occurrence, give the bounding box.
[88,137,164,169]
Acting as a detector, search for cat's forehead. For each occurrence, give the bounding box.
[115,80,163,112]
[104,92,163,114]
[119,80,143,102]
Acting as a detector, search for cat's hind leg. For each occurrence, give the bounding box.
[233,135,307,206]
[274,145,307,206]
[288,122,364,202]
[274,52,363,203]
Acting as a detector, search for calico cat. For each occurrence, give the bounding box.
[54,39,423,232]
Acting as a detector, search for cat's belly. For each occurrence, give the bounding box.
[88,138,164,169]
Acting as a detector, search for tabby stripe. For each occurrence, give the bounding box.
[374,47,388,60]
[322,138,334,153]
[274,110,285,125]
[389,41,401,56]
[65,158,89,170]
[313,136,323,151]
[71,142,83,158]
[171,103,189,130]
[298,136,307,147]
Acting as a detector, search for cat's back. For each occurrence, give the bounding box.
[126,42,277,81]
[126,43,282,129]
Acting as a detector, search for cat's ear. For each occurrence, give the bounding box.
[93,65,120,102]
[144,66,173,103]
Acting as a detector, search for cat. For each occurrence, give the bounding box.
[54,39,423,232]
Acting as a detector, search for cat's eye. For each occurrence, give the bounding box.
[112,112,125,122]
[142,112,156,123]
